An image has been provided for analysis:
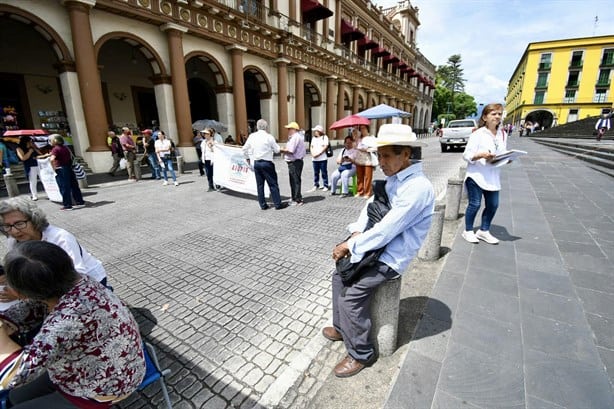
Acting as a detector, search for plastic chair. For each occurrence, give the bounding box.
[336,174,358,195]
[139,341,173,409]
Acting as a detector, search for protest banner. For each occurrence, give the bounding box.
[213,144,269,197]
[37,158,63,202]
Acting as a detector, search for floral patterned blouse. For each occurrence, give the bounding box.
[1,276,145,404]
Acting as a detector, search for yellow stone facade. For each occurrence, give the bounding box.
[506,35,614,128]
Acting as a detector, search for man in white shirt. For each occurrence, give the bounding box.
[242,119,288,210]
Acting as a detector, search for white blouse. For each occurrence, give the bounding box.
[462,127,507,191]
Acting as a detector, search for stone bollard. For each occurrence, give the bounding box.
[445,178,463,220]
[176,156,185,174]
[458,165,467,180]
[370,277,401,357]
[3,174,19,197]
[133,156,142,180]
[418,202,446,261]
[78,177,88,189]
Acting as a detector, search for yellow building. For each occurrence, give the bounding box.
[0,0,434,172]
[506,35,614,129]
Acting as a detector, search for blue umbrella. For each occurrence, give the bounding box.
[356,104,411,119]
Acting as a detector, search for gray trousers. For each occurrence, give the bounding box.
[332,261,398,363]
[9,372,77,408]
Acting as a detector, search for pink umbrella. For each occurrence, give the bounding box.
[329,114,370,130]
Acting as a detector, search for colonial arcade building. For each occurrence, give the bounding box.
[0,0,434,171]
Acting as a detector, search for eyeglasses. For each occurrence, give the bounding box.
[0,220,30,232]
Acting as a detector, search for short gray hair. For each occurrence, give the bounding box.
[256,119,268,131]
[0,197,49,235]
[49,133,64,145]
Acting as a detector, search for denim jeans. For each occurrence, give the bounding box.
[147,153,161,179]
[204,160,214,189]
[55,165,84,208]
[330,166,356,194]
[464,177,499,231]
[312,159,329,188]
[160,156,177,182]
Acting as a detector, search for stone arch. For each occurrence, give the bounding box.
[369,95,378,108]
[358,94,365,111]
[0,4,73,65]
[185,51,229,89]
[525,109,555,129]
[304,79,321,107]
[243,65,272,98]
[94,32,168,77]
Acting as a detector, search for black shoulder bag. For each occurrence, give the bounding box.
[335,180,391,286]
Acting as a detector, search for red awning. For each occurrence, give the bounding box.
[341,19,365,42]
[371,47,390,57]
[397,61,408,69]
[357,37,378,50]
[383,54,400,64]
[301,0,333,24]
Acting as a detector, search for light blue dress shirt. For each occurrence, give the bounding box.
[347,162,434,275]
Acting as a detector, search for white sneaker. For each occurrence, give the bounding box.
[476,230,499,244]
[162,181,168,186]
[321,186,329,191]
[307,187,318,193]
[461,230,479,243]
[174,181,179,186]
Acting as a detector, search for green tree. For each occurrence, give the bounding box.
[432,54,476,121]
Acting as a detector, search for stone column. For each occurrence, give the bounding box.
[294,64,306,129]
[275,58,290,141]
[227,45,248,140]
[63,0,108,152]
[336,79,346,128]
[352,85,361,114]
[326,76,337,138]
[161,23,191,148]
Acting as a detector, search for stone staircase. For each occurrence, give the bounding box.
[530,138,614,177]
[530,116,610,140]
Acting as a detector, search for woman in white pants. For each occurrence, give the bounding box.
[16,136,42,201]
[330,136,358,197]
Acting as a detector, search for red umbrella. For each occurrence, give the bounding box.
[329,114,370,130]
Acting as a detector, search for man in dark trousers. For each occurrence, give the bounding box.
[323,124,434,377]
[242,119,288,210]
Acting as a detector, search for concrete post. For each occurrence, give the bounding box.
[133,156,142,180]
[418,202,446,261]
[370,278,401,357]
[77,177,88,189]
[3,174,19,197]
[459,166,467,200]
[445,178,463,220]
[176,156,184,174]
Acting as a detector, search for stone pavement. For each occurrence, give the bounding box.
[386,136,614,408]
[0,135,464,409]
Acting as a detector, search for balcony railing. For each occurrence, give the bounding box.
[569,61,583,69]
[600,57,614,67]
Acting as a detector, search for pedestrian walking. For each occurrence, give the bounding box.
[142,129,160,179]
[15,136,42,201]
[595,113,611,141]
[461,103,507,245]
[201,128,216,191]
[120,127,137,181]
[155,131,179,186]
[107,131,123,176]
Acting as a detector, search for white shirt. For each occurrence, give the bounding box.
[310,135,329,161]
[201,139,215,162]
[155,139,172,157]
[242,129,280,161]
[463,126,507,191]
[7,225,107,283]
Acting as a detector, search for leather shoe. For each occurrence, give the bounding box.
[275,202,289,210]
[322,326,343,342]
[334,355,365,378]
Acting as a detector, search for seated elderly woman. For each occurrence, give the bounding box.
[0,198,108,301]
[0,241,145,408]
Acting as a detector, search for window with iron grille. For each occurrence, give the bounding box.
[564,90,576,103]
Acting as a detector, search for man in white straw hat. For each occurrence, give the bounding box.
[323,123,435,377]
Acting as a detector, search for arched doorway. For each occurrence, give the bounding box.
[185,53,228,126]
[304,80,322,132]
[525,110,555,129]
[243,67,271,133]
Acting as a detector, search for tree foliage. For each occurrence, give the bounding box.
[432,54,477,122]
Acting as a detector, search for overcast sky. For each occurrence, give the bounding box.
[373,0,614,105]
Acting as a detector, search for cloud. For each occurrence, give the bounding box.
[372,0,614,104]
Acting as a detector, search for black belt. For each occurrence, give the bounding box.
[254,159,271,162]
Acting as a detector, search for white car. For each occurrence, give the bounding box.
[439,119,477,152]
